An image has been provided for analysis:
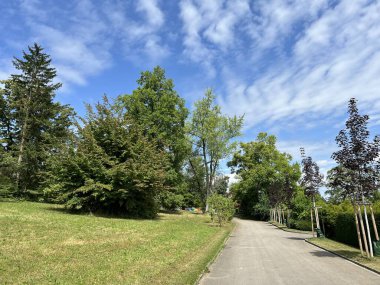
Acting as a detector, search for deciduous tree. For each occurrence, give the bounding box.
[188,89,243,211]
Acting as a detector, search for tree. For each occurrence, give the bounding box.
[183,155,206,208]
[0,43,73,196]
[119,66,189,209]
[228,133,300,220]
[331,98,380,257]
[188,89,243,211]
[212,175,229,196]
[326,166,356,204]
[207,193,235,226]
[299,150,324,232]
[44,97,170,218]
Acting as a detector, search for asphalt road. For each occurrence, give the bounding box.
[199,218,380,285]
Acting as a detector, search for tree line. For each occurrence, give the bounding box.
[230,98,379,257]
[0,44,241,218]
[1,44,379,250]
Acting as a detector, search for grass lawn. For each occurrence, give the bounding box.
[0,201,233,284]
[307,237,380,273]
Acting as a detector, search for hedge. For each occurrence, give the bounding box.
[321,212,380,247]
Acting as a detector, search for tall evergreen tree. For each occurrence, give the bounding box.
[0,43,73,196]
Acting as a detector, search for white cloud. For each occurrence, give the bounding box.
[219,1,380,131]
[2,0,168,90]
[137,0,164,27]
[103,0,169,65]
[179,0,250,75]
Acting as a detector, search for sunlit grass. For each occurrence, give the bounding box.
[307,237,380,273]
[0,201,233,284]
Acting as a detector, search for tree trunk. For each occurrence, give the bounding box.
[202,140,210,212]
[281,209,285,225]
[16,91,32,195]
[312,196,320,229]
[287,209,290,228]
[369,205,379,241]
[358,205,370,258]
[310,208,315,237]
[363,204,373,257]
[354,204,364,256]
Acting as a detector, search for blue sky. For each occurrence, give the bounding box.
[1,0,380,182]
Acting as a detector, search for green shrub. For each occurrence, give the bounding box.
[289,219,312,231]
[208,194,235,226]
[159,191,184,211]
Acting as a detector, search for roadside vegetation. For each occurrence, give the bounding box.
[0,201,232,284]
[1,42,379,283]
[307,237,380,273]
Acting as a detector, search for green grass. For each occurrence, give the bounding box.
[307,237,380,273]
[0,201,233,285]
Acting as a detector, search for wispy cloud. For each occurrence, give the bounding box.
[179,0,250,76]
[219,0,380,130]
[1,0,168,90]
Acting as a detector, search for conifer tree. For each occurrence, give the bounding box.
[0,43,73,196]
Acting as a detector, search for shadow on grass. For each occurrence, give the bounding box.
[44,206,163,221]
[286,237,306,241]
[310,250,337,258]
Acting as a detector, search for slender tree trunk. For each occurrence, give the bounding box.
[363,203,373,257]
[310,208,315,237]
[16,89,32,195]
[202,140,210,211]
[281,209,285,224]
[369,205,379,241]
[354,204,364,256]
[358,205,370,258]
[312,196,320,229]
[287,209,290,228]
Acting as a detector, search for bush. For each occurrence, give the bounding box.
[159,191,184,211]
[289,219,312,231]
[208,194,235,226]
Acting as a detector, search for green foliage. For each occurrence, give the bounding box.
[44,97,170,218]
[158,191,184,211]
[118,66,189,208]
[212,175,229,196]
[187,89,243,209]
[183,156,206,208]
[288,219,312,231]
[0,43,73,196]
[208,194,235,226]
[229,133,300,219]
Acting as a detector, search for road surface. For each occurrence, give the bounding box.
[199,218,380,285]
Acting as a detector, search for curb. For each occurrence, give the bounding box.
[304,239,380,276]
[195,221,237,285]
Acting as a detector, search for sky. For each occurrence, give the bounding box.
[1,0,380,186]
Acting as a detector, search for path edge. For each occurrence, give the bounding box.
[304,239,380,276]
[194,220,237,285]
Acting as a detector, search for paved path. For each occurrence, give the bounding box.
[199,218,380,285]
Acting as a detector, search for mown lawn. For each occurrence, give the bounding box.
[307,237,380,273]
[0,201,233,284]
